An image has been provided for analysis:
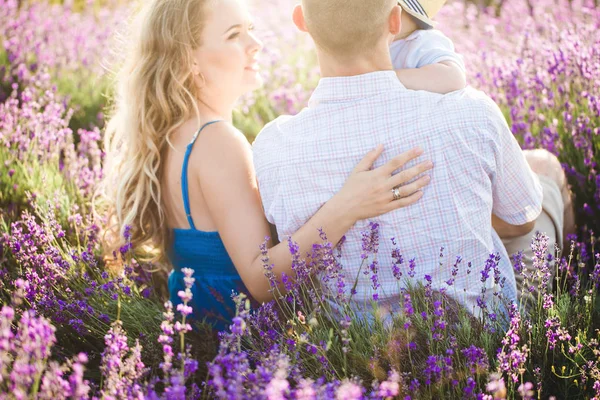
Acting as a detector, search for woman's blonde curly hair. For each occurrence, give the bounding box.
[99,0,213,263]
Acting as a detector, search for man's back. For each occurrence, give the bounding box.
[253,71,542,313]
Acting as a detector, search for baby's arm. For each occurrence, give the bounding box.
[396,61,466,94]
[392,30,467,94]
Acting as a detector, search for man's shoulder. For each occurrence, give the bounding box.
[435,87,507,130]
[252,114,294,152]
[441,86,497,107]
[252,113,305,174]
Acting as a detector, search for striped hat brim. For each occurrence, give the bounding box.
[398,0,438,28]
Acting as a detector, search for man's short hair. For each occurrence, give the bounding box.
[301,0,395,58]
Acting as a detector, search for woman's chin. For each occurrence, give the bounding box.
[243,74,264,92]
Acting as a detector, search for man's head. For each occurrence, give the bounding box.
[293,0,400,61]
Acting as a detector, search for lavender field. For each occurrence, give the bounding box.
[0,0,599,398]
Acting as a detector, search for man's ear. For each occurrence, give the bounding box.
[389,5,402,36]
[292,4,308,33]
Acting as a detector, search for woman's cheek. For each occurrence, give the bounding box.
[206,48,235,73]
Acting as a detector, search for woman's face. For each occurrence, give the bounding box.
[193,0,263,102]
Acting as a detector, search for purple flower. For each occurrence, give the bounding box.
[360,222,380,259]
[378,370,400,397]
[390,238,404,281]
[497,303,529,383]
[423,355,452,385]
[407,258,416,278]
[231,316,246,335]
[336,380,363,400]
[518,382,535,400]
[486,373,506,399]
[461,345,489,374]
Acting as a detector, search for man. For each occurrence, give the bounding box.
[252,0,572,316]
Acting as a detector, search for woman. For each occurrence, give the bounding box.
[102,0,433,331]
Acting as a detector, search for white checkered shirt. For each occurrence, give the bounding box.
[252,71,543,314]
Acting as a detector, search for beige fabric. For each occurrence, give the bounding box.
[502,174,565,310]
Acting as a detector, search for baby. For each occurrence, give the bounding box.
[392,0,466,94]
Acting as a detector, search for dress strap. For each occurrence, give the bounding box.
[181,120,223,230]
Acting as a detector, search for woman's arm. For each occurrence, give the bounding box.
[195,123,432,303]
[396,61,466,94]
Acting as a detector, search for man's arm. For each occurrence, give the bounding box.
[485,98,543,234]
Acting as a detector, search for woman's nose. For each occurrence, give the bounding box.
[248,32,263,54]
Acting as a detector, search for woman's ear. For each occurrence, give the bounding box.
[292,4,308,33]
[191,59,202,77]
[389,5,402,36]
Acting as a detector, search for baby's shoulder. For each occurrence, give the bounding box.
[408,29,454,47]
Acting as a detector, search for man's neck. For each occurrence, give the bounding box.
[317,48,394,78]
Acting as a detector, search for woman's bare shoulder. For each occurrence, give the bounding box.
[190,121,251,168]
[197,120,245,141]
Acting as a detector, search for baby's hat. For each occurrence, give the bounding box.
[397,0,447,29]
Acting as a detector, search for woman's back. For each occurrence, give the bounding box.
[161,118,217,232]
[163,120,248,332]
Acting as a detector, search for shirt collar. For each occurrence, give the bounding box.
[308,70,405,108]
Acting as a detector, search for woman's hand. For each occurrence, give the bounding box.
[335,145,433,221]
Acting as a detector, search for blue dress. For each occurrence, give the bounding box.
[168,120,250,332]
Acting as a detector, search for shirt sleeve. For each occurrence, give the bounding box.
[406,30,466,73]
[485,100,543,225]
[251,118,283,226]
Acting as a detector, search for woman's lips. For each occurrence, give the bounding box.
[245,62,259,71]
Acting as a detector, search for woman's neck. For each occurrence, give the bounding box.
[196,95,235,124]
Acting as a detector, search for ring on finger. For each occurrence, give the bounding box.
[392,187,402,201]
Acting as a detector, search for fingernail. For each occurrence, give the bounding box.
[415,147,424,155]
[428,161,434,168]
[424,175,431,182]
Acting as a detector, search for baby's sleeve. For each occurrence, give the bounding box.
[405,30,466,72]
